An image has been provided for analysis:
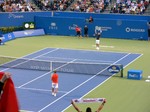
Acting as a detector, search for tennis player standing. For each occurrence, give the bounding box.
[51,70,58,97]
[95,26,102,50]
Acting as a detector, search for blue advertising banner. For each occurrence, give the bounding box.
[1,29,45,43]
[0,12,149,28]
[87,19,148,40]
[2,32,15,43]
[13,29,45,38]
[0,12,52,27]
[35,16,148,40]
[35,16,85,36]
[0,12,149,40]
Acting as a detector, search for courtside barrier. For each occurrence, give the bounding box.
[13,29,45,38]
[1,29,45,43]
[2,33,15,43]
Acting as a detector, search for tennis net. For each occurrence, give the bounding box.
[0,56,123,77]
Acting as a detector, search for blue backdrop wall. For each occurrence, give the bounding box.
[35,16,148,40]
[0,12,52,27]
[0,11,150,40]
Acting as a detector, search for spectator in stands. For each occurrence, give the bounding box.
[34,0,73,11]
[89,16,93,23]
[110,0,149,15]
[0,0,35,12]
[70,0,106,13]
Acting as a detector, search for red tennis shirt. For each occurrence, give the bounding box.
[51,73,58,83]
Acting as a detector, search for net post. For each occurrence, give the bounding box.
[50,61,52,71]
[120,65,123,78]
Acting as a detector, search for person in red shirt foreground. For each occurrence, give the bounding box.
[0,71,19,112]
[51,70,59,97]
[71,98,106,112]
[0,72,11,92]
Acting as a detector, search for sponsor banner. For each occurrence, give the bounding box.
[35,16,148,40]
[2,33,15,43]
[0,12,52,27]
[107,65,121,74]
[0,12,149,28]
[35,16,85,36]
[13,29,45,38]
[88,19,148,40]
[127,70,143,80]
[73,98,105,103]
[1,12,148,40]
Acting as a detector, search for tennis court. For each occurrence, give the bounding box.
[0,47,142,112]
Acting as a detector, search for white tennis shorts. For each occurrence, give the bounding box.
[52,83,58,88]
[96,40,100,44]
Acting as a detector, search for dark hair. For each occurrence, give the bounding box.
[86,107,92,112]
[53,70,57,73]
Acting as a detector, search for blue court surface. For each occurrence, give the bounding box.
[0,48,142,112]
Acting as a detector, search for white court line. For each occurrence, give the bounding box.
[16,87,68,94]
[38,53,131,112]
[18,72,51,88]
[30,48,60,59]
[55,47,141,55]
[41,56,114,63]
[92,45,114,48]
[62,53,143,112]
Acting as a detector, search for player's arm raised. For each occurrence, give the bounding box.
[71,100,81,112]
[96,99,106,112]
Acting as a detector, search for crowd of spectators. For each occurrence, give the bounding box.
[69,0,110,13]
[0,0,36,12]
[33,0,74,11]
[110,0,149,14]
[0,0,149,14]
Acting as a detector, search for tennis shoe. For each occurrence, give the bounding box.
[54,93,56,97]
[52,92,54,96]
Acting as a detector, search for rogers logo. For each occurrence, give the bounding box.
[126,27,130,32]
[126,27,145,33]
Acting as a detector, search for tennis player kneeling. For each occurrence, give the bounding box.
[71,98,106,112]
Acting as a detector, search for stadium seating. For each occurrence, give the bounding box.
[0,0,36,12]
[0,0,149,14]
